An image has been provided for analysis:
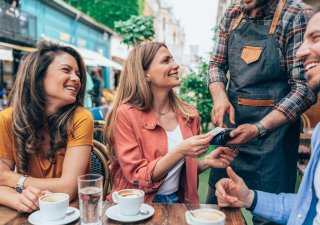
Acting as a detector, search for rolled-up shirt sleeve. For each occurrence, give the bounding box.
[114,109,164,191]
[207,10,235,86]
[274,10,317,121]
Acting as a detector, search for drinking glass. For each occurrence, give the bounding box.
[78,174,103,225]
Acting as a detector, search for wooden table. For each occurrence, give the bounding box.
[1,202,245,225]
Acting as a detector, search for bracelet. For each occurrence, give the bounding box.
[247,190,258,212]
[254,121,267,137]
[15,175,28,193]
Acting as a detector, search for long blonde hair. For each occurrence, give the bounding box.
[105,42,194,152]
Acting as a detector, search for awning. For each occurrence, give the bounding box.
[0,48,13,61]
[0,42,36,52]
[77,47,123,70]
[39,36,123,70]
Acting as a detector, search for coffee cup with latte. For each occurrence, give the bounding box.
[39,193,69,221]
[112,189,144,216]
[185,208,225,225]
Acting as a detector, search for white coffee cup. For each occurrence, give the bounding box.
[185,208,225,225]
[39,193,69,221]
[112,189,144,216]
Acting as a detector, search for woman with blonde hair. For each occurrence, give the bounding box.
[0,40,93,212]
[105,42,237,203]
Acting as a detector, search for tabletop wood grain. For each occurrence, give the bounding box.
[1,201,245,225]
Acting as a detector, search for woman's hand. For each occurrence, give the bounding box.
[198,147,238,173]
[15,186,50,213]
[176,133,213,158]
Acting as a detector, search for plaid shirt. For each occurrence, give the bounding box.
[207,0,317,121]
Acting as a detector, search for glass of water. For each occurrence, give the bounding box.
[78,174,103,225]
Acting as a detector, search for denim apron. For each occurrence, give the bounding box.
[208,1,300,223]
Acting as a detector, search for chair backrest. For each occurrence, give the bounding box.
[93,120,105,144]
[90,140,113,199]
[301,113,311,130]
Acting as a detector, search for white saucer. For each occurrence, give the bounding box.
[28,207,80,225]
[106,203,154,223]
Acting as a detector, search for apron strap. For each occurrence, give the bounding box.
[269,0,287,35]
[232,12,244,30]
[232,0,287,33]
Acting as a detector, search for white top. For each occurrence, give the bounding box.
[157,125,185,195]
[313,160,320,225]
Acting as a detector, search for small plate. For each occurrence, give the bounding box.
[28,207,80,225]
[106,203,154,223]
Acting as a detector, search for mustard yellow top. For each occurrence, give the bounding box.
[0,106,93,178]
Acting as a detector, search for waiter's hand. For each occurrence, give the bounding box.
[211,98,235,128]
[226,124,259,145]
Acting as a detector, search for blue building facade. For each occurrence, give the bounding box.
[20,0,113,88]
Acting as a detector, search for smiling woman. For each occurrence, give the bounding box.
[0,40,93,213]
[104,42,238,204]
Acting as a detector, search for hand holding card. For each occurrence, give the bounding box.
[208,127,235,146]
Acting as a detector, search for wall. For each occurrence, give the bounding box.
[20,0,112,88]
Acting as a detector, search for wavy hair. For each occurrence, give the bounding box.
[104,42,194,152]
[9,40,86,173]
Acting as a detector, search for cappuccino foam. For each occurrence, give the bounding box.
[193,209,224,222]
[118,190,143,198]
[41,194,68,203]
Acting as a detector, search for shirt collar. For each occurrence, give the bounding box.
[140,107,194,130]
[241,0,279,18]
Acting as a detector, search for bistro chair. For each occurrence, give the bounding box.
[301,113,311,131]
[93,120,105,144]
[298,113,312,177]
[90,140,113,198]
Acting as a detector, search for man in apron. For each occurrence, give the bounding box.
[206,0,317,224]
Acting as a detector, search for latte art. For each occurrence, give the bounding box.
[118,190,143,198]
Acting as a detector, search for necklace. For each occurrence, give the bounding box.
[154,108,170,116]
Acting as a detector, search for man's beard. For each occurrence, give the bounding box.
[243,0,270,12]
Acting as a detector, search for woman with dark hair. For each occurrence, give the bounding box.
[105,42,238,204]
[0,40,93,212]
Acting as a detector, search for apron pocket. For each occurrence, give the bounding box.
[241,46,263,64]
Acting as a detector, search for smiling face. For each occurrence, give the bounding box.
[145,46,180,91]
[43,52,81,113]
[297,12,320,92]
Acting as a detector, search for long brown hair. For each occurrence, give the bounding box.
[104,42,194,152]
[9,40,87,173]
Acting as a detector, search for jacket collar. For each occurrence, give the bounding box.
[141,108,193,131]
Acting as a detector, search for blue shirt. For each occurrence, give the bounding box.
[253,123,320,224]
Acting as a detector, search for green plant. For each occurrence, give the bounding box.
[114,15,155,46]
[179,61,213,132]
[63,0,144,29]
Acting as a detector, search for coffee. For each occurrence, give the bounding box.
[41,193,68,203]
[118,190,143,198]
[193,209,224,222]
[39,193,69,221]
[112,189,145,216]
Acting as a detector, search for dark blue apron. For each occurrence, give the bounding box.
[208,1,300,224]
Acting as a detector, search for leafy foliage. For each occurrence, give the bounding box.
[63,0,145,29]
[179,61,213,132]
[114,15,155,46]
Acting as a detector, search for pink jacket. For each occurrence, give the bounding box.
[106,104,200,204]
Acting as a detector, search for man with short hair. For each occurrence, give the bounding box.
[206,0,317,224]
[215,10,320,223]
